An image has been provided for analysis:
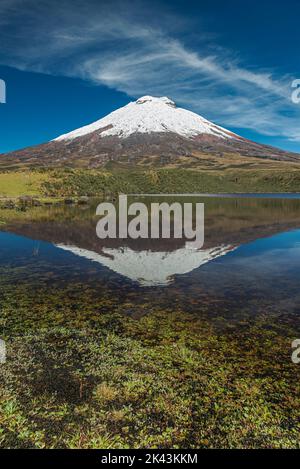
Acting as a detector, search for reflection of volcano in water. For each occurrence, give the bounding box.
[4,197,300,286]
[56,244,235,286]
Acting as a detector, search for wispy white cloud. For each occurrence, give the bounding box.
[1,0,299,143]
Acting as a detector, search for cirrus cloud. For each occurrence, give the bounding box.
[1,0,299,143]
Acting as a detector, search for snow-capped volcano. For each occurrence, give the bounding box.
[54,95,239,142]
[1,95,299,168]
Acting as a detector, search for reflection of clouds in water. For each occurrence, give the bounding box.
[0,339,6,364]
[56,244,235,286]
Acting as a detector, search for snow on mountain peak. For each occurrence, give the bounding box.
[135,96,176,107]
[54,95,239,142]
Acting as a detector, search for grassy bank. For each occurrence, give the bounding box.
[0,172,49,198]
[40,168,300,195]
[1,167,300,202]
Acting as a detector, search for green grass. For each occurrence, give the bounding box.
[41,168,300,197]
[2,167,300,202]
[0,171,49,198]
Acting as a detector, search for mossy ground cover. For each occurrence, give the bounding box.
[0,276,299,449]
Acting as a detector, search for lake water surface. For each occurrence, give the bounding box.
[1,195,300,448]
[1,196,300,324]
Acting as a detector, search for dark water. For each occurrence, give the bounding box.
[1,195,300,325]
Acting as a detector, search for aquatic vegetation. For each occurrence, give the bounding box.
[0,278,300,449]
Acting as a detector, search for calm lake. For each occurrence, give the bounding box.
[1,195,300,325]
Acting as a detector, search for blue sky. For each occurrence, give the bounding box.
[0,0,300,153]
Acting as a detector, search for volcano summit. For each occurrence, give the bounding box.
[1,96,299,168]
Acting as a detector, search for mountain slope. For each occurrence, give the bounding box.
[1,95,300,168]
